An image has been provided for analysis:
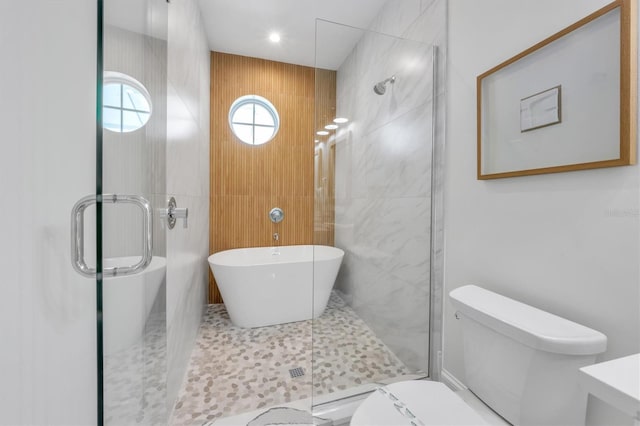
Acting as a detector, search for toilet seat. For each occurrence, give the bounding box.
[350,381,488,426]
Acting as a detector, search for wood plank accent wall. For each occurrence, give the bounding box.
[209,52,335,304]
[313,69,337,247]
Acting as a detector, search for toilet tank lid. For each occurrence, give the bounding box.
[449,285,607,355]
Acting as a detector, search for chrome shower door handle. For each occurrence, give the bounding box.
[71,194,153,278]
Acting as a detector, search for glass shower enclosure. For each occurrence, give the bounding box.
[1,1,444,423]
[100,0,169,424]
[312,19,443,411]
[0,1,169,425]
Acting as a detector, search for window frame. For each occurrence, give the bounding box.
[103,71,152,133]
[228,95,280,145]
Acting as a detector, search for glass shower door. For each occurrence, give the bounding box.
[100,0,169,424]
[312,19,437,409]
[0,2,168,424]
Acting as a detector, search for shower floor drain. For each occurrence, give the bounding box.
[289,367,305,378]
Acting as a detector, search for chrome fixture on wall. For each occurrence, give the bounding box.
[167,197,189,229]
[373,75,396,95]
[269,207,284,223]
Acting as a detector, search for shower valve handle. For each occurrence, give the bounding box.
[167,197,189,229]
[269,207,284,223]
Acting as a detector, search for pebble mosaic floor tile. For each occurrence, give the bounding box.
[170,292,411,426]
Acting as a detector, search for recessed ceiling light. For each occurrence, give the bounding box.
[269,32,281,43]
[316,130,329,136]
[333,117,349,124]
[314,139,319,143]
[325,124,339,130]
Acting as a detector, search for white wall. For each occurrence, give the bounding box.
[445,1,640,425]
[165,0,211,412]
[0,1,97,424]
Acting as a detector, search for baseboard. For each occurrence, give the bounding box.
[440,368,467,392]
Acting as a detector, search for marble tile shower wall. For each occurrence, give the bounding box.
[333,0,447,373]
[166,0,211,414]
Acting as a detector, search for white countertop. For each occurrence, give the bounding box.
[579,354,640,419]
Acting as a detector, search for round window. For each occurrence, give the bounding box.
[228,95,279,145]
[103,71,152,133]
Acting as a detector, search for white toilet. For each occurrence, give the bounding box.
[350,285,607,426]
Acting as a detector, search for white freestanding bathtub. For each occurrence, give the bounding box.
[208,245,344,328]
[103,256,166,355]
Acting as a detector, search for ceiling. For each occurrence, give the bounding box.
[197,0,389,70]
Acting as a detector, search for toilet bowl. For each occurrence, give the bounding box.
[350,380,488,426]
[350,285,607,426]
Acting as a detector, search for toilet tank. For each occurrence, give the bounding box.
[449,285,607,426]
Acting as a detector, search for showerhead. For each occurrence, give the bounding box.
[373,75,396,95]
[373,82,386,95]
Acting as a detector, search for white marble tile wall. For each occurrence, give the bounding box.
[166,0,211,415]
[333,0,447,374]
[368,0,422,38]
